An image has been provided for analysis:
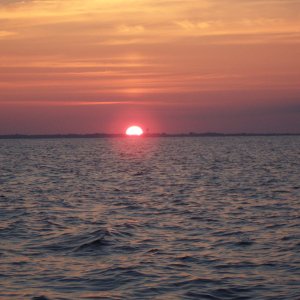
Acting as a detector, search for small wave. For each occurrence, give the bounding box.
[213,287,252,299]
[176,255,199,263]
[32,296,50,300]
[281,235,298,241]
[215,262,257,269]
[185,292,221,300]
[234,239,254,247]
[273,190,291,194]
[74,234,107,252]
[173,277,217,287]
[27,228,111,254]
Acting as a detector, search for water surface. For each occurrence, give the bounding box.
[0,137,299,299]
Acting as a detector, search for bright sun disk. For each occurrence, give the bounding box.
[126,126,143,136]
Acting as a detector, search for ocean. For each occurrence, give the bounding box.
[0,137,299,299]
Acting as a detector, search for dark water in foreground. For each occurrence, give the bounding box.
[0,137,299,300]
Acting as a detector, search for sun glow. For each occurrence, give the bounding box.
[126,126,143,136]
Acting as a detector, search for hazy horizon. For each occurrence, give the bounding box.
[1,131,300,136]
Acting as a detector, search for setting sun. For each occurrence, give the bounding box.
[126,126,143,136]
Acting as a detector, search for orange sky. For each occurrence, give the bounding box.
[0,0,299,133]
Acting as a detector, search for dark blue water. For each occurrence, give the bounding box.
[0,137,299,299]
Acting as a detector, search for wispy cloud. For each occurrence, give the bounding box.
[0,30,16,38]
[0,0,299,115]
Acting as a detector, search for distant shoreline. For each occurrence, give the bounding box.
[0,133,299,139]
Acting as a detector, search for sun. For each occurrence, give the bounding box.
[126,125,143,136]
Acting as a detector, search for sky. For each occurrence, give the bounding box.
[0,0,299,134]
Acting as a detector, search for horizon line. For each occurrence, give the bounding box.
[0,132,299,139]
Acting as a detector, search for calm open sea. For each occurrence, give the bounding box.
[0,137,299,299]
